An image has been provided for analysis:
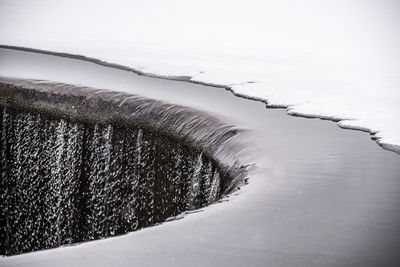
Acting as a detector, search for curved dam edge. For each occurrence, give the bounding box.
[0,44,398,155]
[0,77,248,255]
[0,77,246,161]
[0,77,248,189]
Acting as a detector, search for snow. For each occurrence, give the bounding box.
[0,0,399,150]
[1,1,400,266]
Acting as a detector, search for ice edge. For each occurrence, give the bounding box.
[1,44,399,155]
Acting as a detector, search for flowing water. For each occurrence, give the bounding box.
[0,48,400,266]
[0,79,244,255]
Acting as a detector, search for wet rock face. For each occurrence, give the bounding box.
[0,80,239,256]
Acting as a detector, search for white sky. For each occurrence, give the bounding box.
[1,0,399,64]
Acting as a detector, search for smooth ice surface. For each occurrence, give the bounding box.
[0,0,399,149]
[1,49,400,267]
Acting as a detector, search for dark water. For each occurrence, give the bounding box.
[0,81,245,256]
[1,48,400,266]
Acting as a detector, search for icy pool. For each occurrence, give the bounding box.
[0,48,400,267]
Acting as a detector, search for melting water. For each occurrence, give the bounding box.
[0,82,244,255]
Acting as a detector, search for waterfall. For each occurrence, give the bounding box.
[0,78,248,256]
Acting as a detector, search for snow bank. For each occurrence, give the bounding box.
[0,0,399,150]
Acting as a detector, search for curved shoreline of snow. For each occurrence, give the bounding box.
[1,44,398,155]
